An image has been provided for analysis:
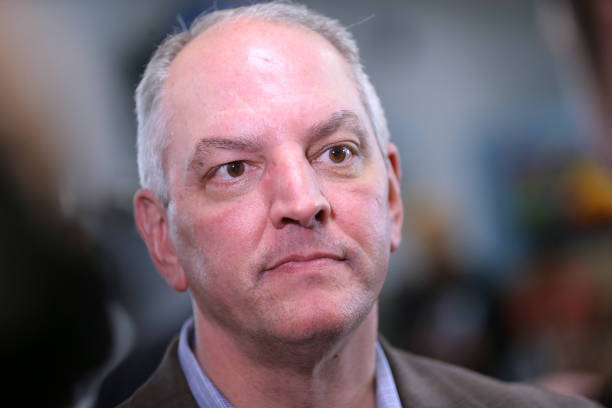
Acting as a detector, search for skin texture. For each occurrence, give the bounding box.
[134,18,403,408]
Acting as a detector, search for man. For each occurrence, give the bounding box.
[122,2,601,407]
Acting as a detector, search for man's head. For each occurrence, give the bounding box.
[134,1,403,349]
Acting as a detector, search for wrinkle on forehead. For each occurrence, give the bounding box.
[169,86,358,139]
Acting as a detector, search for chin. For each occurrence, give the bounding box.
[262,292,375,347]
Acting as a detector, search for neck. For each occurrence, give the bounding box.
[192,304,379,408]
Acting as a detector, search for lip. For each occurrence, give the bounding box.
[264,253,345,273]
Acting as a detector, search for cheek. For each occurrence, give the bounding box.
[173,193,268,284]
[331,179,391,262]
[334,159,390,235]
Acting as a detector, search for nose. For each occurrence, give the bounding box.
[269,152,331,229]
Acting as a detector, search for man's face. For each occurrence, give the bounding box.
[157,19,402,344]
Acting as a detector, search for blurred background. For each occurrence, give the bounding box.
[0,0,610,406]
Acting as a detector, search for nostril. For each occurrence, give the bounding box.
[314,209,325,222]
[281,216,295,225]
[278,208,325,227]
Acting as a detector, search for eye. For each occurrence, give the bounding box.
[209,160,248,181]
[225,161,245,177]
[327,145,352,163]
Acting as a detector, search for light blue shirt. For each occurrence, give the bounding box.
[177,318,402,408]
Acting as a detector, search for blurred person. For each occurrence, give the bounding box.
[497,146,612,404]
[382,202,507,378]
[503,243,607,399]
[0,3,114,406]
[121,2,601,407]
[559,0,612,405]
[570,0,612,154]
[0,153,113,407]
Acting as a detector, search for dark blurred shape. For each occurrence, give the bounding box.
[0,3,113,406]
[0,156,112,406]
[567,0,612,164]
[95,319,185,408]
[381,202,508,378]
[504,246,606,389]
[559,3,612,403]
[570,0,612,116]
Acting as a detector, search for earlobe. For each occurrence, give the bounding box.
[385,143,404,252]
[133,189,188,292]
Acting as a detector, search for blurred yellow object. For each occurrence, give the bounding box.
[564,159,612,225]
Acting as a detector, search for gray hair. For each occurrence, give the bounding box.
[135,1,390,205]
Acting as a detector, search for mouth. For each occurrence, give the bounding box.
[263,253,346,274]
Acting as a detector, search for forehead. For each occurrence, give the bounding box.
[162,18,364,133]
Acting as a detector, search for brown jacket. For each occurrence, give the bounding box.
[118,337,602,407]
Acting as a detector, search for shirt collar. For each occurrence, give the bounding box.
[177,317,402,408]
[375,338,403,408]
[178,318,233,408]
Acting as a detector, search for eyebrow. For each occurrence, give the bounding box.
[188,136,262,173]
[308,109,368,147]
[187,109,369,173]
[192,137,261,153]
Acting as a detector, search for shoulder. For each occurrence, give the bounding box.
[117,337,198,408]
[380,339,602,408]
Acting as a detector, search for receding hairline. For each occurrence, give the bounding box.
[162,15,353,93]
[187,13,333,50]
[161,14,363,108]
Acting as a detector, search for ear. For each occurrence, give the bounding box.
[133,189,188,292]
[385,143,403,252]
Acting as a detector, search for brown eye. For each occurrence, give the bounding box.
[329,146,349,163]
[226,161,245,177]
